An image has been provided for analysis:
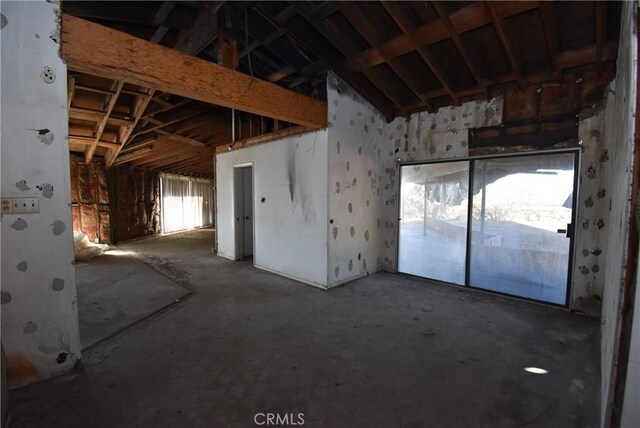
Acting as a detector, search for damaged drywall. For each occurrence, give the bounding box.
[216,130,329,288]
[0,1,81,386]
[326,72,385,287]
[323,61,617,311]
[600,1,638,425]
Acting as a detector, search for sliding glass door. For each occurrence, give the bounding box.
[398,151,578,305]
[398,162,470,285]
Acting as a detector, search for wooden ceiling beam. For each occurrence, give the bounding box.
[61,14,327,128]
[303,6,406,111]
[134,146,212,168]
[74,83,115,95]
[216,125,308,153]
[487,1,523,89]
[381,2,460,106]
[239,28,287,60]
[85,80,123,163]
[174,2,225,55]
[344,1,537,75]
[288,3,405,113]
[339,2,434,112]
[555,42,617,70]
[150,1,176,44]
[150,154,214,171]
[120,137,157,154]
[539,1,560,73]
[431,1,488,98]
[131,144,197,167]
[133,104,215,138]
[251,4,394,118]
[105,88,155,167]
[156,130,207,147]
[69,136,120,150]
[112,147,154,166]
[69,107,135,126]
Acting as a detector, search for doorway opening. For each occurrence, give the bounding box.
[234,165,254,260]
[398,150,579,306]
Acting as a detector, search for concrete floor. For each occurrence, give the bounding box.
[10,229,599,427]
[76,250,191,349]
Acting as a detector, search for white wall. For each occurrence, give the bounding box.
[1,1,81,386]
[326,73,385,287]
[216,130,329,288]
[600,1,638,425]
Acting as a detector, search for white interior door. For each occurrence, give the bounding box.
[242,167,253,257]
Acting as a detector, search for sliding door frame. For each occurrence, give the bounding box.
[396,148,581,308]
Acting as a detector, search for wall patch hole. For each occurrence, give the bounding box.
[1,292,11,305]
[24,321,38,334]
[52,278,65,291]
[40,66,56,84]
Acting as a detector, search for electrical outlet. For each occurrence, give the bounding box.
[1,198,13,214]
[13,197,39,214]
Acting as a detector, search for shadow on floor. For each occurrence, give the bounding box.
[75,250,191,349]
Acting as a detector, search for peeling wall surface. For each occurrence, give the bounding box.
[0,1,81,386]
[326,73,385,287]
[600,1,638,424]
[216,130,329,288]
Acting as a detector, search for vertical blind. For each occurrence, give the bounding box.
[160,174,214,233]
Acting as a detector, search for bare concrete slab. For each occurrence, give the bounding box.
[11,229,599,427]
[75,251,191,349]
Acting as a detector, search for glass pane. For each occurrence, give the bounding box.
[398,162,470,285]
[469,153,575,304]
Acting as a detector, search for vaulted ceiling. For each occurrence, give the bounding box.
[64,1,622,176]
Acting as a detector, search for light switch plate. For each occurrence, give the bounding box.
[1,198,13,214]
[13,197,39,214]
